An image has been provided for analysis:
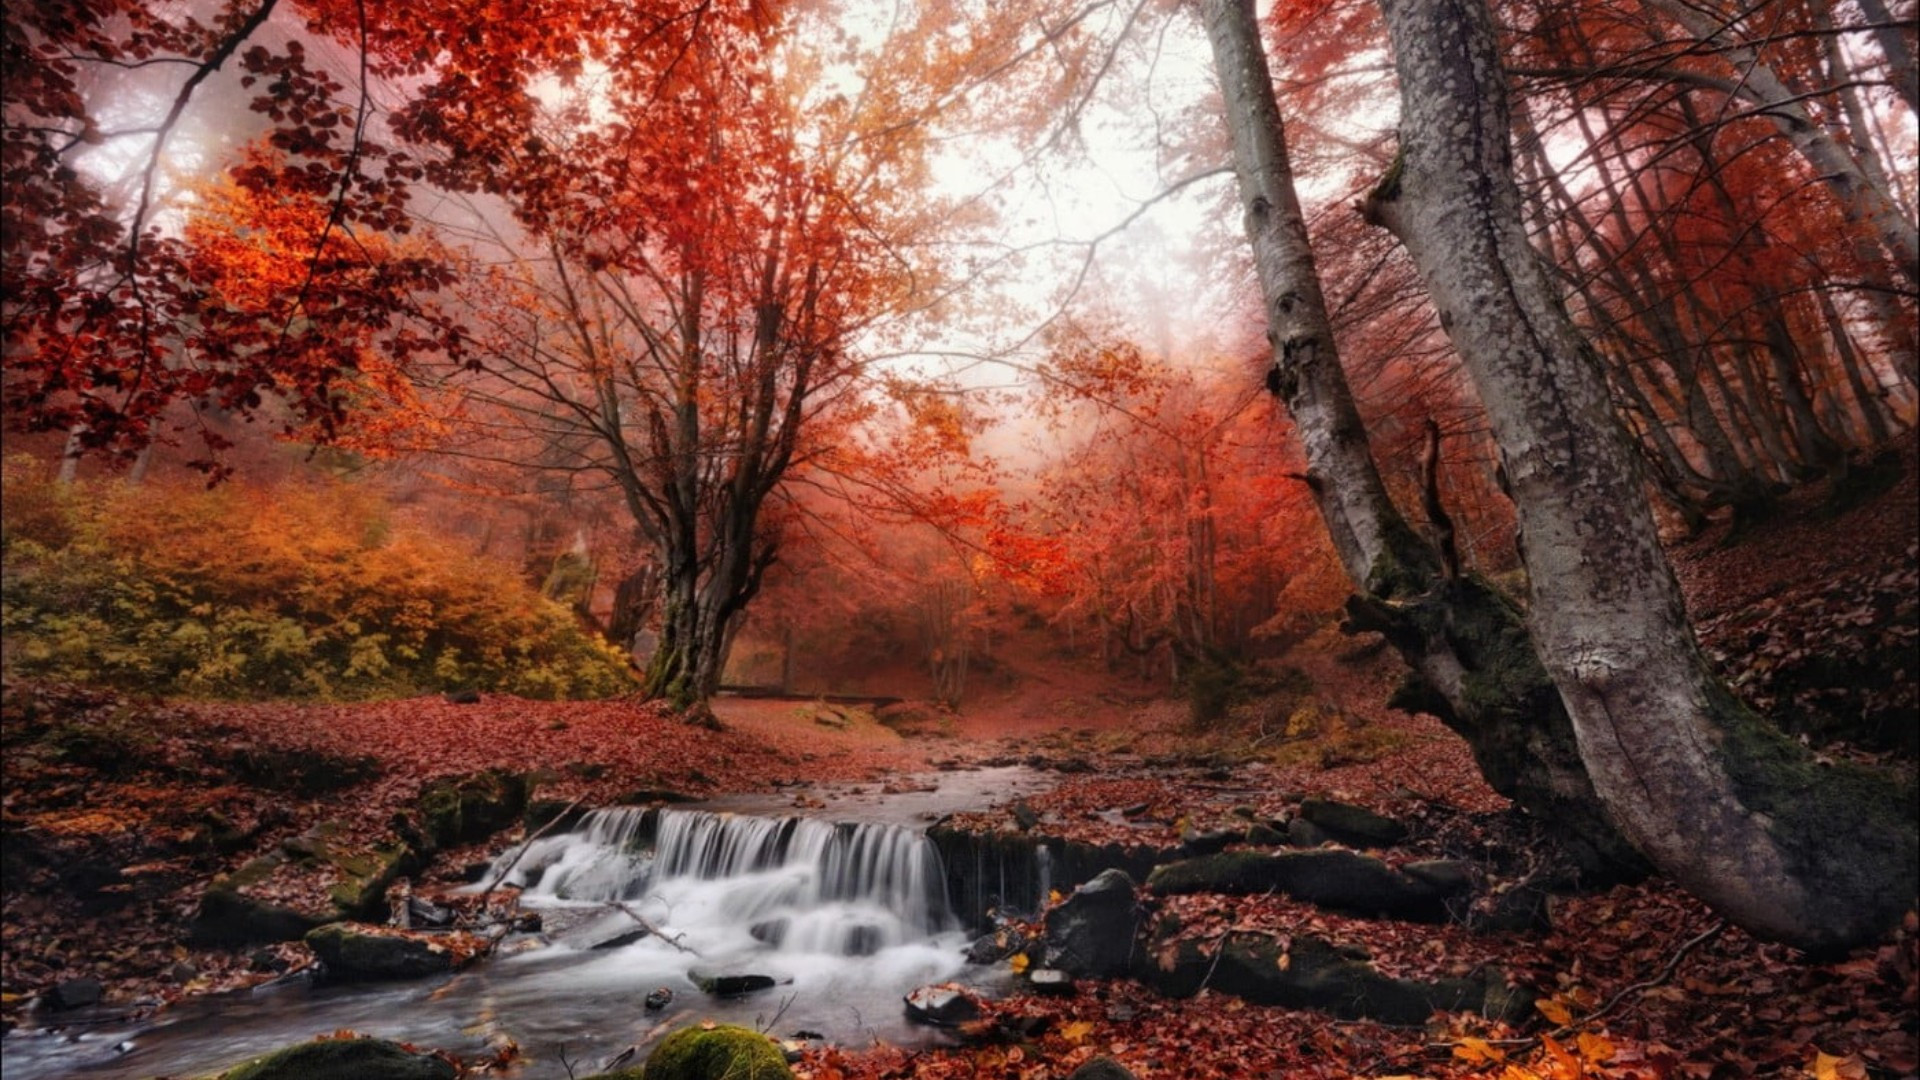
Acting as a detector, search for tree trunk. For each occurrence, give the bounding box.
[1644,0,1920,292]
[1366,0,1916,953]
[1199,0,1642,878]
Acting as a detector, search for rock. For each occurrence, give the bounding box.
[618,788,700,804]
[1403,859,1477,896]
[904,984,985,1026]
[445,689,482,704]
[306,923,457,982]
[1012,800,1041,831]
[191,885,327,947]
[1042,868,1139,977]
[219,1036,457,1080]
[404,896,457,929]
[688,967,778,996]
[1244,822,1286,846]
[842,923,884,957]
[876,702,952,739]
[418,770,529,851]
[1027,968,1076,995]
[1068,1058,1138,1080]
[593,928,651,950]
[623,1023,792,1080]
[1179,826,1239,856]
[644,987,674,1011]
[327,843,417,920]
[1471,881,1552,933]
[1139,922,1526,1025]
[964,926,1029,965]
[43,976,102,1011]
[1297,798,1407,848]
[1286,817,1330,847]
[1146,850,1443,920]
[248,948,290,974]
[166,961,198,984]
[523,798,588,833]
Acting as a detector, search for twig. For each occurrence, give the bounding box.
[1394,916,1729,1066]
[612,900,701,956]
[1585,918,1726,1025]
[1196,887,1280,995]
[758,991,797,1034]
[478,796,585,900]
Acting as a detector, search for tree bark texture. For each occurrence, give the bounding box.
[1199,0,1642,878]
[1367,0,1916,952]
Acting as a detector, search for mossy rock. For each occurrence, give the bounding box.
[305,923,456,982]
[326,842,418,920]
[190,885,326,947]
[217,1036,455,1080]
[627,1023,792,1080]
[418,769,529,851]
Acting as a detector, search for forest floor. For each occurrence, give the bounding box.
[1,437,1915,1079]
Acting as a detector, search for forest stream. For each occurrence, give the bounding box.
[1,767,1060,1080]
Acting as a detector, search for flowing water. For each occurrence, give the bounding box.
[0,768,1049,1080]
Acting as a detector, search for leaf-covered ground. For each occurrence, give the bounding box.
[2,440,1915,1078]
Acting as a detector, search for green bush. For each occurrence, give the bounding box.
[1,457,632,701]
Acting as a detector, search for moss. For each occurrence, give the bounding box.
[638,1024,792,1080]
[219,1036,455,1080]
[1147,851,1283,895]
[418,770,528,850]
[326,842,416,919]
[1709,681,1919,951]
[1366,149,1405,208]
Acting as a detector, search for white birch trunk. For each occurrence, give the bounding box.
[1368,0,1916,952]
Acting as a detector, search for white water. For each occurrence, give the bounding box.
[493,808,959,962]
[1,773,1049,1080]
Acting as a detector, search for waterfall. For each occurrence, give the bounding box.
[482,808,956,958]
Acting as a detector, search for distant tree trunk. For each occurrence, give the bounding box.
[609,565,660,654]
[1199,0,1641,877]
[1366,0,1917,952]
[1643,0,1919,291]
[57,427,84,485]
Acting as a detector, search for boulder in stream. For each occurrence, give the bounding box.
[305,922,460,982]
[611,1023,791,1080]
[904,984,986,1026]
[216,1035,456,1080]
[41,976,103,1011]
[1042,868,1140,977]
[688,967,779,996]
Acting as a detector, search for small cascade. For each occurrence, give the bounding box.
[499,806,658,902]
[484,808,955,957]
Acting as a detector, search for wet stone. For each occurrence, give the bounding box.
[904,985,984,1026]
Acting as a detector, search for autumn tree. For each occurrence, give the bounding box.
[2,2,470,474]
[399,2,953,710]
[1359,0,1916,951]
[1199,0,1643,875]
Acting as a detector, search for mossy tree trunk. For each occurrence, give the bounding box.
[1365,0,1916,952]
[1198,0,1641,877]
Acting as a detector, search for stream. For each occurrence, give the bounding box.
[0,766,1053,1080]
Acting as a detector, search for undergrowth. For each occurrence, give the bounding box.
[0,458,632,701]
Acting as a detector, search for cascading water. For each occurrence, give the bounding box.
[2,771,1053,1080]
[495,808,956,958]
